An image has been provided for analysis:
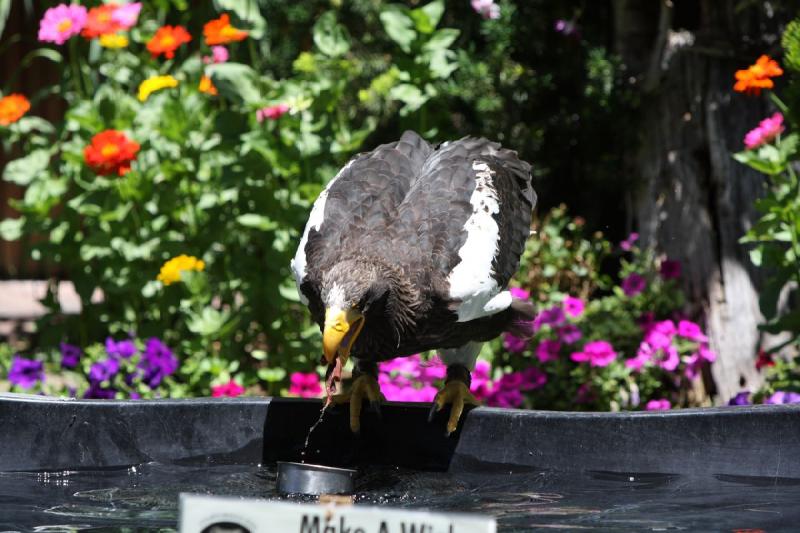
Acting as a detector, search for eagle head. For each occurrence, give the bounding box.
[320,260,392,366]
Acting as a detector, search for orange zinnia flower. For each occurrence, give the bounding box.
[203,14,248,46]
[0,94,31,126]
[84,130,140,176]
[734,55,783,95]
[198,75,218,96]
[146,25,191,59]
[81,3,122,39]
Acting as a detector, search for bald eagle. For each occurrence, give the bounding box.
[291,131,536,434]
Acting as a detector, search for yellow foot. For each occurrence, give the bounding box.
[429,380,480,436]
[330,373,385,433]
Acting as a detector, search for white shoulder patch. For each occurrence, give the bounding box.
[290,159,354,304]
[446,161,511,322]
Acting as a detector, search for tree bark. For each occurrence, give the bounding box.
[615,0,791,402]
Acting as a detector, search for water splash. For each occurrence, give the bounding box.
[300,404,329,463]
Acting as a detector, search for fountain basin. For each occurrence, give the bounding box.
[2,392,800,530]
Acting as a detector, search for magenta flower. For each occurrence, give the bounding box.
[685,346,716,379]
[659,345,680,371]
[563,295,585,317]
[256,103,291,122]
[288,371,322,398]
[418,356,447,381]
[503,332,528,353]
[38,4,87,45]
[536,339,561,363]
[470,360,493,401]
[570,340,617,367]
[509,287,530,301]
[744,112,784,150]
[533,306,565,331]
[204,45,229,64]
[60,342,81,369]
[626,342,652,371]
[8,356,45,389]
[471,0,500,20]
[620,232,639,251]
[212,379,245,398]
[558,324,582,344]
[110,2,142,29]
[621,273,646,297]
[379,354,446,402]
[677,320,708,342]
[660,259,681,280]
[645,398,671,411]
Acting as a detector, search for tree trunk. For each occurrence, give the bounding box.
[615,0,791,402]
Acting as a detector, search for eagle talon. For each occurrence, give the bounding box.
[430,380,479,436]
[330,373,384,433]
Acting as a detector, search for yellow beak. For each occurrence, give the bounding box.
[322,307,365,365]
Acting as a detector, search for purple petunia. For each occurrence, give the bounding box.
[677,320,708,342]
[562,295,585,317]
[536,339,561,363]
[60,342,81,369]
[8,356,45,389]
[84,384,116,399]
[502,332,528,353]
[645,398,671,411]
[89,358,120,384]
[558,323,582,344]
[106,337,137,359]
[621,273,646,297]
[728,391,751,406]
[620,232,639,251]
[138,337,178,388]
[765,391,800,405]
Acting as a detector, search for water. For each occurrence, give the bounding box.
[300,405,329,463]
[2,462,798,531]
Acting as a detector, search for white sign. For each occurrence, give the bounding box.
[179,494,496,533]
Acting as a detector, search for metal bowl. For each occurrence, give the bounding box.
[276,461,356,495]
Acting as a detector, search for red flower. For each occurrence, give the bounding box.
[81,4,122,39]
[203,14,248,46]
[146,25,191,59]
[83,130,140,176]
[756,349,775,370]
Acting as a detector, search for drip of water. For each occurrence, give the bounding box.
[300,405,329,463]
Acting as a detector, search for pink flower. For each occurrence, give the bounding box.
[211,379,245,398]
[288,371,322,398]
[626,342,653,371]
[38,4,87,45]
[685,346,716,379]
[651,319,677,337]
[558,324,582,344]
[645,398,671,411]
[574,384,595,404]
[536,339,561,362]
[418,355,447,381]
[204,45,230,64]
[563,295,585,317]
[620,232,639,251]
[256,103,291,122]
[510,286,530,300]
[471,0,500,20]
[111,2,142,29]
[660,259,681,280]
[469,360,493,401]
[570,340,617,367]
[518,367,547,390]
[621,273,646,297]
[503,332,528,353]
[677,320,708,342]
[744,112,784,150]
[659,345,680,371]
[533,306,565,331]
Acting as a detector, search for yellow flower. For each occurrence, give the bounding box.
[198,75,218,95]
[138,75,179,102]
[157,254,205,286]
[99,33,129,48]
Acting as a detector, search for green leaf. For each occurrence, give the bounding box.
[760,309,800,335]
[257,367,287,382]
[380,7,416,53]
[423,28,459,52]
[0,217,23,241]
[3,149,50,185]
[313,11,351,57]
[187,307,231,337]
[410,0,444,33]
[237,213,278,230]
[207,63,261,105]
[759,273,791,320]
[0,0,10,41]
[212,0,267,38]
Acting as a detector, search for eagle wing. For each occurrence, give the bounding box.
[291,131,535,325]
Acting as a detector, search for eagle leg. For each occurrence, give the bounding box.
[329,361,385,433]
[428,364,480,436]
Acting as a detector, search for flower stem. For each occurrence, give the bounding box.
[68,39,85,98]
